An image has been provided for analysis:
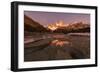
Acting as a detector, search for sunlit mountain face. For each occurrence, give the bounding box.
[47,21,89,31]
[47,20,68,31]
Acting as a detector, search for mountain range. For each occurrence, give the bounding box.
[24,15,90,34]
[53,22,90,33]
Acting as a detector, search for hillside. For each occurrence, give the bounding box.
[24,15,50,32]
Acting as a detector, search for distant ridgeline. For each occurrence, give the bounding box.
[53,22,90,33]
[24,15,90,34]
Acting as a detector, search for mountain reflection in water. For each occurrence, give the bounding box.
[51,39,70,47]
[24,33,90,62]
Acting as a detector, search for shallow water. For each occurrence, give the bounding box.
[24,33,90,62]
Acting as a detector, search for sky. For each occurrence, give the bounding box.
[24,11,90,27]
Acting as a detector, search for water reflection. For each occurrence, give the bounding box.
[51,39,70,47]
[24,33,90,61]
